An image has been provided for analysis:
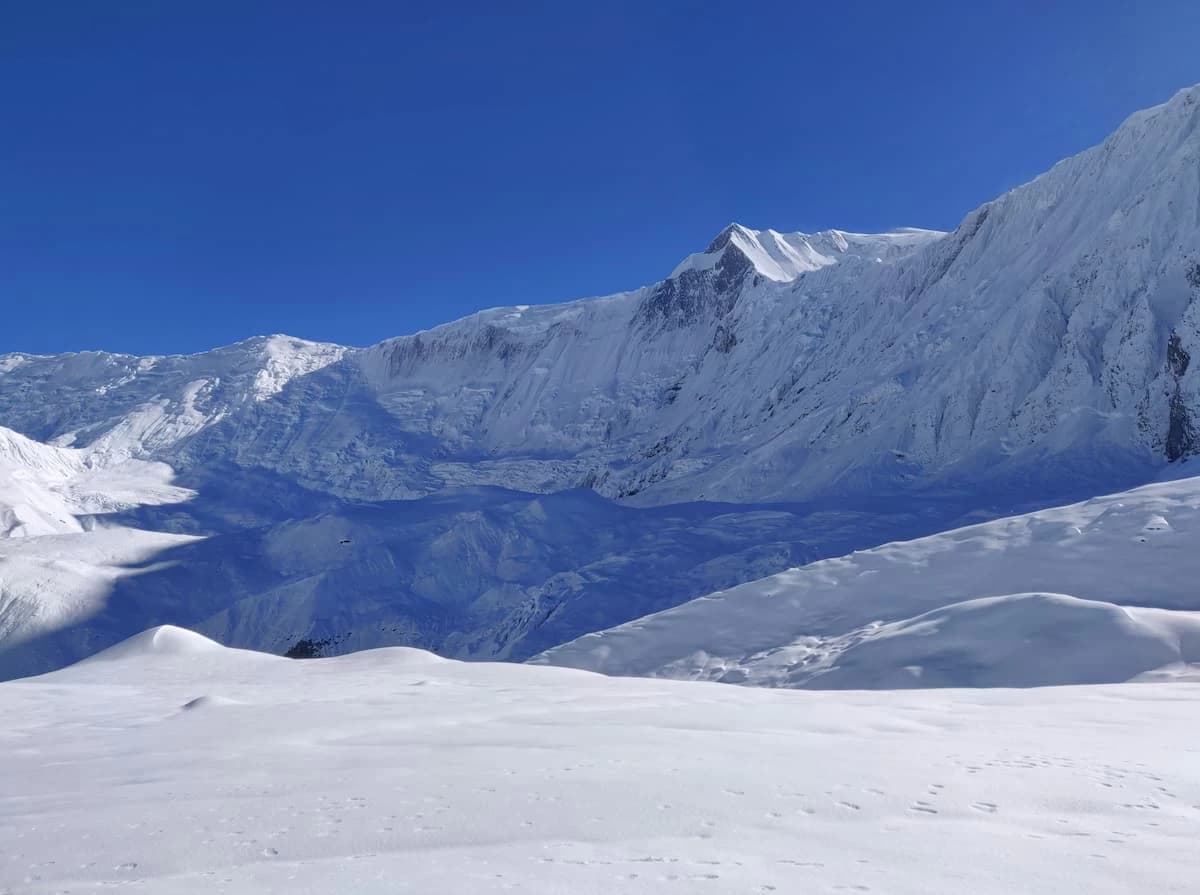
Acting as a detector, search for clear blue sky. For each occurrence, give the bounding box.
[3,1,1199,356]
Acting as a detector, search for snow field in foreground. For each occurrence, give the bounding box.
[1,627,1197,894]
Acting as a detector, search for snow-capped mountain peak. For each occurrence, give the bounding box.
[670,222,943,282]
[5,83,1200,511]
[2,85,1200,676]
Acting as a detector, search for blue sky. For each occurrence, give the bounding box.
[3,1,1199,356]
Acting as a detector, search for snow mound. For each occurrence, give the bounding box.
[63,624,285,679]
[805,593,1200,689]
[320,645,452,671]
[85,625,229,662]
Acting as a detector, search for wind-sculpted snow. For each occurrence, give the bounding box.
[1,86,1199,675]
[536,477,1200,687]
[2,634,1198,893]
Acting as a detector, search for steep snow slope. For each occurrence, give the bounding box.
[536,476,1200,688]
[2,87,1198,508]
[0,425,191,538]
[0,526,200,662]
[0,425,200,664]
[2,629,1197,894]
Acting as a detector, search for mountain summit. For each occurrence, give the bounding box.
[4,87,1198,508]
[674,222,945,283]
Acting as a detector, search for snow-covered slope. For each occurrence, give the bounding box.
[2,629,1197,894]
[0,426,191,538]
[0,425,200,665]
[536,477,1200,687]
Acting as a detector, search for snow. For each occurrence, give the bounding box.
[0,426,192,538]
[0,425,202,671]
[538,477,1200,688]
[790,593,1200,689]
[670,224,944,281]
[81,623,234,662]
[0,527,200,667]
[250,334,349,401]
[1,634,1198,894]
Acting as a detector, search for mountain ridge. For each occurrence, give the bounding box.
[2,84,1199,675]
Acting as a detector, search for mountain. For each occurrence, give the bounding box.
[1,85,1199,675]
[6,88,1200,507]
[535,477,1200,688]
